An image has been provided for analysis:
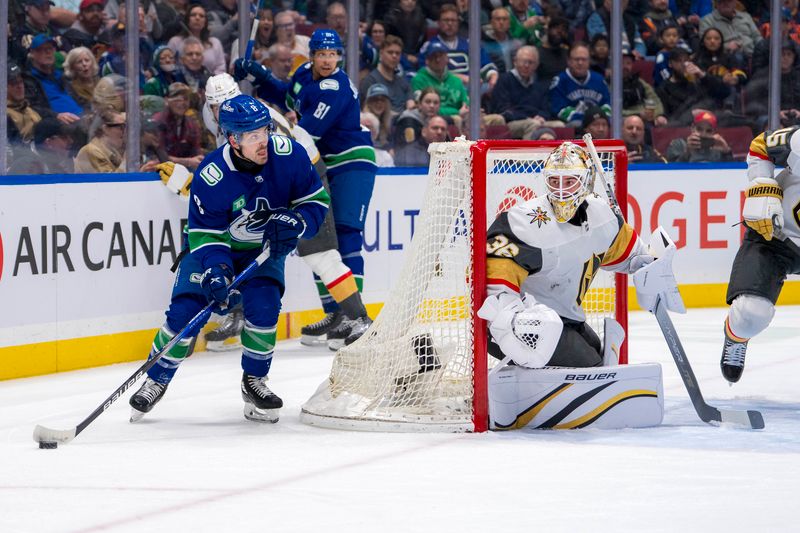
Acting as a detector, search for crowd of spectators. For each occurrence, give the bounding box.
[6,0,800,173]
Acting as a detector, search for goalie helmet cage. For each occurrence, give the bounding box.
[301,138,628,433]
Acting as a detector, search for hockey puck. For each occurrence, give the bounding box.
[39,441,58,449]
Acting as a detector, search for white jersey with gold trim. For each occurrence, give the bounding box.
[486,194,643,323]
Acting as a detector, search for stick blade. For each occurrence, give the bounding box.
[33,424,77,445]
[718,409,765,430]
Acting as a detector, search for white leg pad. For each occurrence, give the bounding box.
[728,294,775,339]
[489,363,664,430]
[302,249,350,285]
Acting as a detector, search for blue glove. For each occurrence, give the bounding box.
[262,208,306,257]
[200,264,242,313]
[233,58,272,85]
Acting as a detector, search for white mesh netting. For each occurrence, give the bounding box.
[300,139,624,432]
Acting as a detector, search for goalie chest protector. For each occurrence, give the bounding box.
[507,194,623,323]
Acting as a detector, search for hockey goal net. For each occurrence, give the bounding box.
[301,139,628,432]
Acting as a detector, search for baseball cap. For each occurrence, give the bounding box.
[33,118,66,145]
[167,82,192,98]
[693,110,717,129]
[30,33,57,50]
[79,0,105,10]
[582,105,609,129]
[669,47,690,62]
[425,41,449,56]
[366,84,389,100]
[8,62,22,81]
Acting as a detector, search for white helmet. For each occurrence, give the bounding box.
[205,73,242,106]
[542,141,594,222]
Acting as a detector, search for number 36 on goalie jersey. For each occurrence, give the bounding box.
[485,194,642,323]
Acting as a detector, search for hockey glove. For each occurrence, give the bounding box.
[233,58,272,85]
[156,161,193,199]
[200,264,242,313]
[743,177,783,241]
[262,208,307,257]
[477,292,563,369]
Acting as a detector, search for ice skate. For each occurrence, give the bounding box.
[205,307,244,351]
[720,327,749,384]
[241,373,283,423]
[343,316,373,346]
[129,378,169,422]
[326,315,359,351]
[300,310,343,346]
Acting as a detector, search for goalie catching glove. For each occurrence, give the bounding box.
[200,264,242,313]
[157,162,193,199]
[478,292,563,369]
[742,177,783,241]
[262,208,306,257]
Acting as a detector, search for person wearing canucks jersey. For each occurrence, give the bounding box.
[129,95,329,423]
[233,29,376,351]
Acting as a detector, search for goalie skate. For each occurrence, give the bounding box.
[241,373,283,423]
[205,308,244,351]
[300,310,343,346]
[129,378,169,422]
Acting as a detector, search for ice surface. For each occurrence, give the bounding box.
[2,307,799,533]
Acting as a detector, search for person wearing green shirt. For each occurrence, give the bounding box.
[411,41,468,119]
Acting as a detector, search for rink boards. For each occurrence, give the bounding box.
[2,164,799,379]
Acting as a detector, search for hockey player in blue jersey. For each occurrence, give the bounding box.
[129,95,330,423]
[234,29,376,350]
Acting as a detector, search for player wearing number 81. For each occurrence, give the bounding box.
[234,29,377,349]
[720,126,800,383]
[129,95,329,423]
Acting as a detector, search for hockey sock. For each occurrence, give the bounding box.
[315,274,339,314]
[337,227,365,293]
[241,321,277,377]
[146,324,194,384]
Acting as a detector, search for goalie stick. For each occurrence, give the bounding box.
[32,247,271,447]
[652,294,765,429]
[583,133,623,217]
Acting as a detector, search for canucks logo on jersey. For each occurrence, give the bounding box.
[229,198,274,244]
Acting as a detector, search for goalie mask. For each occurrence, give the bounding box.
[542,142,595,222]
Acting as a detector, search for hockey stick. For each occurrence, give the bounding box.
[582,133,623,217]
[32,247,271,447]
[244,0,269,62]
[652,295,765,429]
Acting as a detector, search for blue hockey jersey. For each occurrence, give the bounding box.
[548,70,611,123]
[255,63,376,178]
[187,135,330,276]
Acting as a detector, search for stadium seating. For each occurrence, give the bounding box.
[652,126,691,156]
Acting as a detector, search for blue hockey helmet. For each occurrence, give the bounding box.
[218,95,274,138]
[309,29,343,55]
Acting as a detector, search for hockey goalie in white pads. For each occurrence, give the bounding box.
[478,141,664,430]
